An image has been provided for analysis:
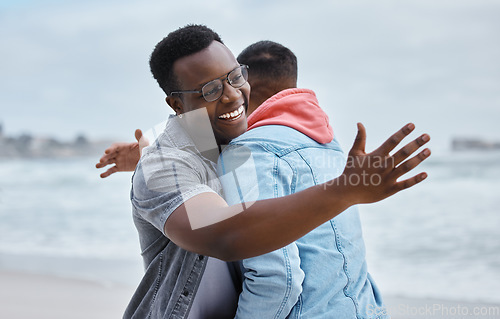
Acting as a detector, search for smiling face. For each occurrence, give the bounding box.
[166,41,250,146]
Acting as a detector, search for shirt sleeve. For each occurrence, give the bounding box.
[218,143,304,319]
[132,147,217,236]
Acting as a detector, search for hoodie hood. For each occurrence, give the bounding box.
[246,88,333,144]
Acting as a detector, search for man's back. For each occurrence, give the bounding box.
[219,104,386,318]
[255,126,383,317]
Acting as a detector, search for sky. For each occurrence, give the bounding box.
[1,0,499,152]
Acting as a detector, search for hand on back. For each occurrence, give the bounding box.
[95,129,149,178]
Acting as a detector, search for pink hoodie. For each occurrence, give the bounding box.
[246,88,334,144]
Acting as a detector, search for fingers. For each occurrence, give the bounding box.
[96,160,114,169]
[95,142,130,168]
[103,143,123,154]
[100,145,120,159]
[375,123,415,155]
[95,162,105,169]
[393,172,428,192]
[391,133,430,166]
[392,148,431,179]
[350,122,367,154]
[95,153,116,168]
[100,166,118,178]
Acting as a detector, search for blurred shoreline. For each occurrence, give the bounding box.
[1,266,499,319]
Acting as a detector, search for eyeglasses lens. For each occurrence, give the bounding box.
[201,66,248,102]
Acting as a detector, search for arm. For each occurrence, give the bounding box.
[164,123,431,261]
[95,129,149,178]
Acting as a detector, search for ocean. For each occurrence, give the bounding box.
[0,150,499,304]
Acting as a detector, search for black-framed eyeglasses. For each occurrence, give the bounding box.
[170,65,249,102]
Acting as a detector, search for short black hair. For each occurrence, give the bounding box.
[149,24,223,95]
[237,40,297,84]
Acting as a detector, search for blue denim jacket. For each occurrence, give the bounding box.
[218,125,387,319]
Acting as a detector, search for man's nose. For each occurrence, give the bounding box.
[219,81,240,103]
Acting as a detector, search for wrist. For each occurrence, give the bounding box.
[324,174,359,208]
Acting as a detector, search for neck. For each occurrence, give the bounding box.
[248,89,273,115]
[248,77,296,116]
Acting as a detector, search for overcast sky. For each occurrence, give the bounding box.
[1,0,499,152]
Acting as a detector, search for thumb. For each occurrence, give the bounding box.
[350,122,366,154]
[136,129,150,154]
[134,129,143,142]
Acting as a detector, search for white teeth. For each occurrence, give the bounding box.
[219,105,244,120]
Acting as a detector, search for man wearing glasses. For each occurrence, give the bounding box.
[98,25,430,318]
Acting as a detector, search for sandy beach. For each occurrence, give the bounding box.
[1,269,499,319]
[0,270,135,319]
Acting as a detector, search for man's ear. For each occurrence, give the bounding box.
[166,96,184,115]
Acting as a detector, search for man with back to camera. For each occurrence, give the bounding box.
[96,25,431,318]
[217,40,406,318]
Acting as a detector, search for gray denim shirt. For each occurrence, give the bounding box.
[124,116,238,319]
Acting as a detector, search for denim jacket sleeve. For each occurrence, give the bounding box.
[218,143,305,319]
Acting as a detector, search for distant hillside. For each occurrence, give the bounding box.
[452,137,500,151]
[0,126,112,158]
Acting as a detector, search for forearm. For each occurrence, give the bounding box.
[219,179,352,260]
[168,175,353,261]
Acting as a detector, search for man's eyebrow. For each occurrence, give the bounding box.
[194,78,212,89]
[196,65,238,88]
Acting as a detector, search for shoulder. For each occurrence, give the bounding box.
[141,143,204,169]
[229,125,299,144]
[230,126,343,157]
[134,142,219,196]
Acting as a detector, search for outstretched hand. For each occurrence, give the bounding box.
[340,123,431,204]
[95,129,149,178]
